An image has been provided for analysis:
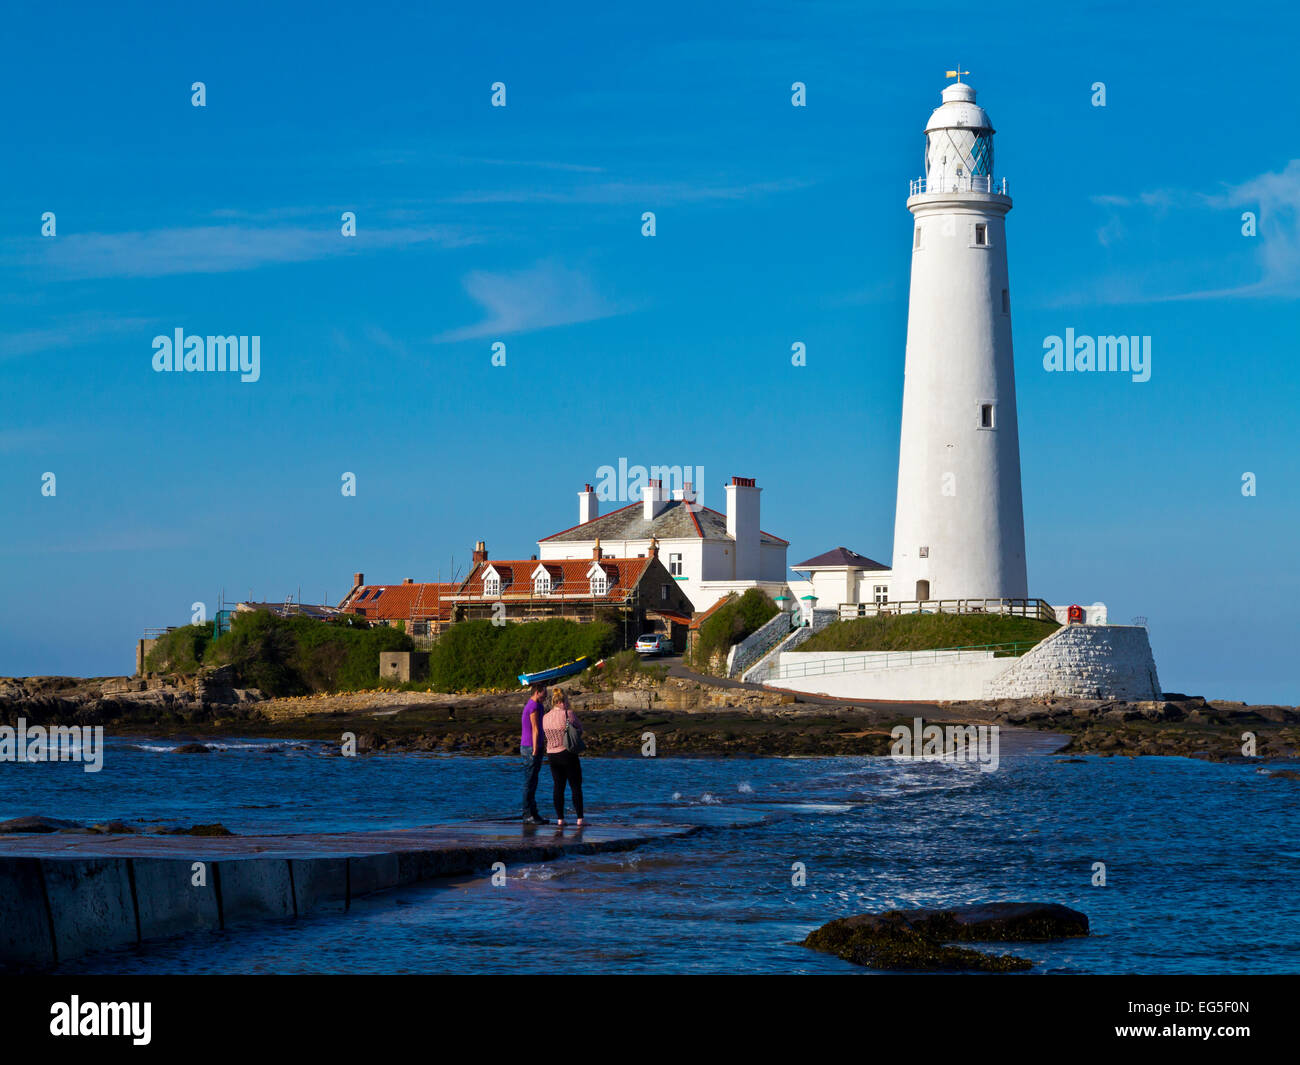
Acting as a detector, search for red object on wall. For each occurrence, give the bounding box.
[1067,604,1085,624]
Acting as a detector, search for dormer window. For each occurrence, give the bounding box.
[534,575,551,595]
[591,574,608,596]
[484,577,500,597]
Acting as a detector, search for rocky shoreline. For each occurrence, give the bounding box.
[2,673,1298,762]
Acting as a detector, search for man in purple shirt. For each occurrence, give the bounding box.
[520,684,548,824]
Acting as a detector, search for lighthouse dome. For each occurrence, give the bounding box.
[925,82,992,132]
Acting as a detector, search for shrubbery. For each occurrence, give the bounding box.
[204,610,415,695]
[146,610,413,696]
[144,623,214,674]
[427,618,617,692]
[688,589,779,672]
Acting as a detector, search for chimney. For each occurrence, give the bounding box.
[472,540,488,564]
[649,537,660,560]
[642,478,668,521]
[403,578,414,585]
[352,572,364,588]
[671,480,695,504]
[725,476,761,579]
[579,483,599,524]
[592,537,603,560]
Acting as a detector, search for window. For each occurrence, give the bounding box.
[534,575,551,595]
[591,574,608,596]
[1001,288,1010,315]
[914,226,922,249]
[979,402,996,430]
[873,585,889,606]
[974,223,988,246]
[661,584,669,601]
[669,552,683,576]
[918,546,929,558]
[484,577,500,597]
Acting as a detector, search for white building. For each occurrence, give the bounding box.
[890,77,1029,603]
[788,547,892,610]
[538,477,790,612]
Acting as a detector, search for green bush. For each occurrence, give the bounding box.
[144,623,214,674]
[427,618,617,692]
[202,610,413,695]
[688,589,779,672]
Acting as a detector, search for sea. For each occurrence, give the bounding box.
[2,731,1297,974]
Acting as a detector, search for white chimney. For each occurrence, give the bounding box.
[671,480,695,503]
[724,476,761,579]
[579,483,599,524]
[642,478,668,520]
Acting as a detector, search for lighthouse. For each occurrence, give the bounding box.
[890,75,1028,603]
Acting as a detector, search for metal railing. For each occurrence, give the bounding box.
[763,641,1038,682]
[839,598,1058,624]
[909,175,1008,196]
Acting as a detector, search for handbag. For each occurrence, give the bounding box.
[563,711,586,754]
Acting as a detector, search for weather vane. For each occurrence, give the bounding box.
[945,66,970,83]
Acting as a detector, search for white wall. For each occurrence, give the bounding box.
[770,649,1007,701]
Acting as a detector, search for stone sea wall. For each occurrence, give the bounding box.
[986,625,1161,700]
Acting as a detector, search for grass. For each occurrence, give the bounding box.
[798,613,1059,655]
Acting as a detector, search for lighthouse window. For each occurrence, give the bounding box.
[974,223,989,246]
[1001,289,1010,314]
[914,226,922,249]
[980,403,996,429]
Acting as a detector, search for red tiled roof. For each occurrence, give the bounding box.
[452,557,655,602]
[341,582,461,622]
[688,593,734,630]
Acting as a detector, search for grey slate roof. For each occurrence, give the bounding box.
[792,546,889,570]
[541,499,787,546]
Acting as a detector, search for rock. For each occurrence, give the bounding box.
[172,742,211,754]
[0,815,82,833]
[88,820,137,834]
[1268,769,1300,781]
[802,903,1088,972]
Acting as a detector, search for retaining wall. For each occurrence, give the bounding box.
[985,624,1161,700]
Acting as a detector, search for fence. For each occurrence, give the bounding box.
[761,641,1039,683]
[838,598,1058,625]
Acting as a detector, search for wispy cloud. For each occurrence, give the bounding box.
[0,426,59,454]
[444,177,812,206]
[1066,160,1300,304]
[8,222,479,280]
[434,260,622,342]
[0,312,153,360]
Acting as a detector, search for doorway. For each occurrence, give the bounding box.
[915,579,930,602]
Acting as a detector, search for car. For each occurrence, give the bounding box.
[635,634,670,656]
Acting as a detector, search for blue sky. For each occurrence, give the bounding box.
[2,0,1297,703]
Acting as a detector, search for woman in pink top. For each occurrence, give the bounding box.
[542,688,585,826]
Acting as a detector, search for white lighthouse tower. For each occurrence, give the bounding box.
[890,74,1028,603]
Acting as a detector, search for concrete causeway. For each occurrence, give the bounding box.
[0,820,699,971]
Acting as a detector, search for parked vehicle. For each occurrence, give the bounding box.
[635,634,669,656]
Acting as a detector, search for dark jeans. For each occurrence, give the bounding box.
[549,750,584,819]
[521,745,545,818]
